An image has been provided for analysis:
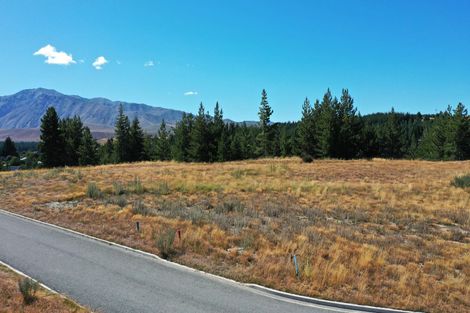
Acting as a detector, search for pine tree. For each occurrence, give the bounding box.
[212,102,225,162]
[78,127,98,165]
[217,124,231,162]
[360,123,379,158]
[298,97,315,158]
[381,108,404,158]
[173,113,193,162]
[39,107,65,167]
[417,107,455,160]
[114,104,131,163]
[454,103,470,160]
[189,103,210,162]
[61,116,84,166]
[1,137,18,157]
[229,131,242,161]
[279,126,292,157]
[315,90,334,158]
[129,117,145,162]
[155,120,171,161]
[99,138,115,164]
[256,89,274,157]
[335,89,361,159]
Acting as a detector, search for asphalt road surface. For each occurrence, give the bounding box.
[0,210,399,313]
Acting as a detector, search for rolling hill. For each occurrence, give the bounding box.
[0,88,186,141]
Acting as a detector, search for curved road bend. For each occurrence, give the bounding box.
[0,210,402,313]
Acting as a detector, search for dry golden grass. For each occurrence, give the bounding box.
[0,265,89,313]
[1,158,470,312]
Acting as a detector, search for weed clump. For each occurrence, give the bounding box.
[301,154,314,163]
[114,196,127,209]
[113,182,126,195]
[18,278,39,305]
[452,174,470,189]
[132,200,151,216]
[155,228,176,259]
[130,176,145,194]
[86,182,102,199]
[155,181,170,195]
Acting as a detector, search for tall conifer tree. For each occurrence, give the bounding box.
[256,89,273,157]
[39,107,65,167]
[114,104,131,163]
[129,117,145,162]
[78,127,99,165]
[1,137,18,157]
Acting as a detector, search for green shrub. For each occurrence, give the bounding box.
[113,182,126,195]
[86,182,102,199]
[231,169,243,179]
[155,228,176,259]
[216,199,244,214]
[132,199,151,215]
[18,278,39,305]
[155,181,170,195]
[452,174,470,189]
[114,196,127,209]
[301,153,314,163]
[129,176,145,194]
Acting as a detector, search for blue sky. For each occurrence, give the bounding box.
[1,0,469,121]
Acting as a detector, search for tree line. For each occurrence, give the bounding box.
[34,88,470,168]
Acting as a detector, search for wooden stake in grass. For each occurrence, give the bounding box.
[136,221,140,232]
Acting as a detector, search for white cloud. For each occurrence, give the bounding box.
[92,56,108,70]
[144,60,155,67]
[33,44,76,65]
[184,91,198,96]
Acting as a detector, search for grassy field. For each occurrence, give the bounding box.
[1,158,469,312]
[0,264,89,313]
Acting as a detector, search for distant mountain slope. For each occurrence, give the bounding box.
[0,88,186,139]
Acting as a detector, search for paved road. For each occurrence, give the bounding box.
[0,210,387,313]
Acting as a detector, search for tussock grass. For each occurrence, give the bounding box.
[155,228,176,259]
[2,158,470,312]
[85,182,102,199]
[452,174,470,189]
[18,278,38,305]
[0,265,89,312]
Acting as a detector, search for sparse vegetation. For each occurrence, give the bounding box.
[18,278,39,305]
[155,228,176,259]
[130,176,144,194]
[113,182,126,195]
[85,182,102,199]
[452,174,470,189]
[301,153,314,163]
[132,199,149,216]
[1,158,470,312]
[0,265,89,312]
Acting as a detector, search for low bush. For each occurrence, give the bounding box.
[114,196,127,209]
[132,199,151,216]
[452,174,470,189]
[86,182,102,199]
[301,153,314,163]
[155,181,170,195]
[113,182,126,195]
[18,278,39,305]
[155,228,176,259]
[130,176,145,194]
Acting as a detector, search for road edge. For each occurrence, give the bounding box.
[0,259,93,312]
[0,208,421,313]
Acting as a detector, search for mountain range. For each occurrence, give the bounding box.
[0,88,186,141]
